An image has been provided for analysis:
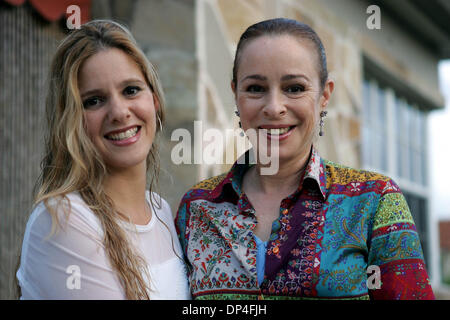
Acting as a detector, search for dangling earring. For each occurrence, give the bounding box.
[235,110,244,137]
[157,114,163,132]
[319,110,327,136]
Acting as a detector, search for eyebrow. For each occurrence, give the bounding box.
[281,74,310,82]
[240,74,310,82]
[80,78,147,99]
[241,74,267,82]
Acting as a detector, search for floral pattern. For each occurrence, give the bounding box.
[175,148,434,300]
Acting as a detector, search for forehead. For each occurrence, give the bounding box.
[78,48,145,91]
[237,35,319,80]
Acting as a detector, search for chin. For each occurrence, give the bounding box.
[106,156,148,172]
[277,142,312,163]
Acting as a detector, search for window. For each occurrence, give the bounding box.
[394,98,428,185]
[362,80,388,172]
[362,77,430,266]
[404,192,429,265]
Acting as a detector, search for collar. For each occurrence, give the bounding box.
[208,146,327,201]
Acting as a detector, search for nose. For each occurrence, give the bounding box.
[263,90,287,119]
[108,94,131,123]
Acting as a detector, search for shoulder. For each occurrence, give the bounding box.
[180,172,228,203]
[191,172,228,191]
[22,201,53,242]
[175,172,228,241]
[18,192,105,295]
[25,192,103,239]
[323,159,396,194]
[321,160,412,231]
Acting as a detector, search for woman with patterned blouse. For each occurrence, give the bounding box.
[175,18,434,300]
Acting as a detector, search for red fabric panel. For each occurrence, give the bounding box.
[3,0,91,24]
[370,259,435,300]
[3,0,26,5]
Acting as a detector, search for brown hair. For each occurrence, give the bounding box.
[232,18,328,91]
[32,20,165,299]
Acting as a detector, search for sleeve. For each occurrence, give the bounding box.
[367,180,435,300]
[174,194,191,261]
[17,199,125,299]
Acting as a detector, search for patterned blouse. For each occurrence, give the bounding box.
[175,148,434,300]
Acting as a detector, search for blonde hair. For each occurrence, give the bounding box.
[34,20,165,299]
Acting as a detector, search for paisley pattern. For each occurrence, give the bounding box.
[175,148,434,300]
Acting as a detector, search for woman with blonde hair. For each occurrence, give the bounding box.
[16,20,190,299]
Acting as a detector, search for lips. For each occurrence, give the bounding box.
[104,126,141,141]
[258,125,296,136]
[255,125,296,142]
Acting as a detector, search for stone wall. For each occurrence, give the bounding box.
[208,0,444,169]
[132,0,198,210]
[92,0,198,210]
[0,3,65,299]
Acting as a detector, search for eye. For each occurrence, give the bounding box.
[124,86,141,96]
[285,84,305,94]
[246,84,265,93]
[83,96,103,109]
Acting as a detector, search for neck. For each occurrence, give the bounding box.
[103,163,149,223]
[250,146,311,195]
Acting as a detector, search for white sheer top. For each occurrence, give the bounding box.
[17,191,191,300]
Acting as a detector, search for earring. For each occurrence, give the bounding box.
[157,114,163,132]
[235,110,244,137]
[319,111,327,136]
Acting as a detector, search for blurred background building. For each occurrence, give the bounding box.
[440,221,450,286]
[1,0,450,299]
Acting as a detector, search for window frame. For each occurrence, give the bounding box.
[361,75,431,267]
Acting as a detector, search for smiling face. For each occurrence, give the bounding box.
[232,35,333,164]
[78,48,158,173]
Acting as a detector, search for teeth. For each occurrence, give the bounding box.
[266,127,290,135]
[107,127,139,141]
